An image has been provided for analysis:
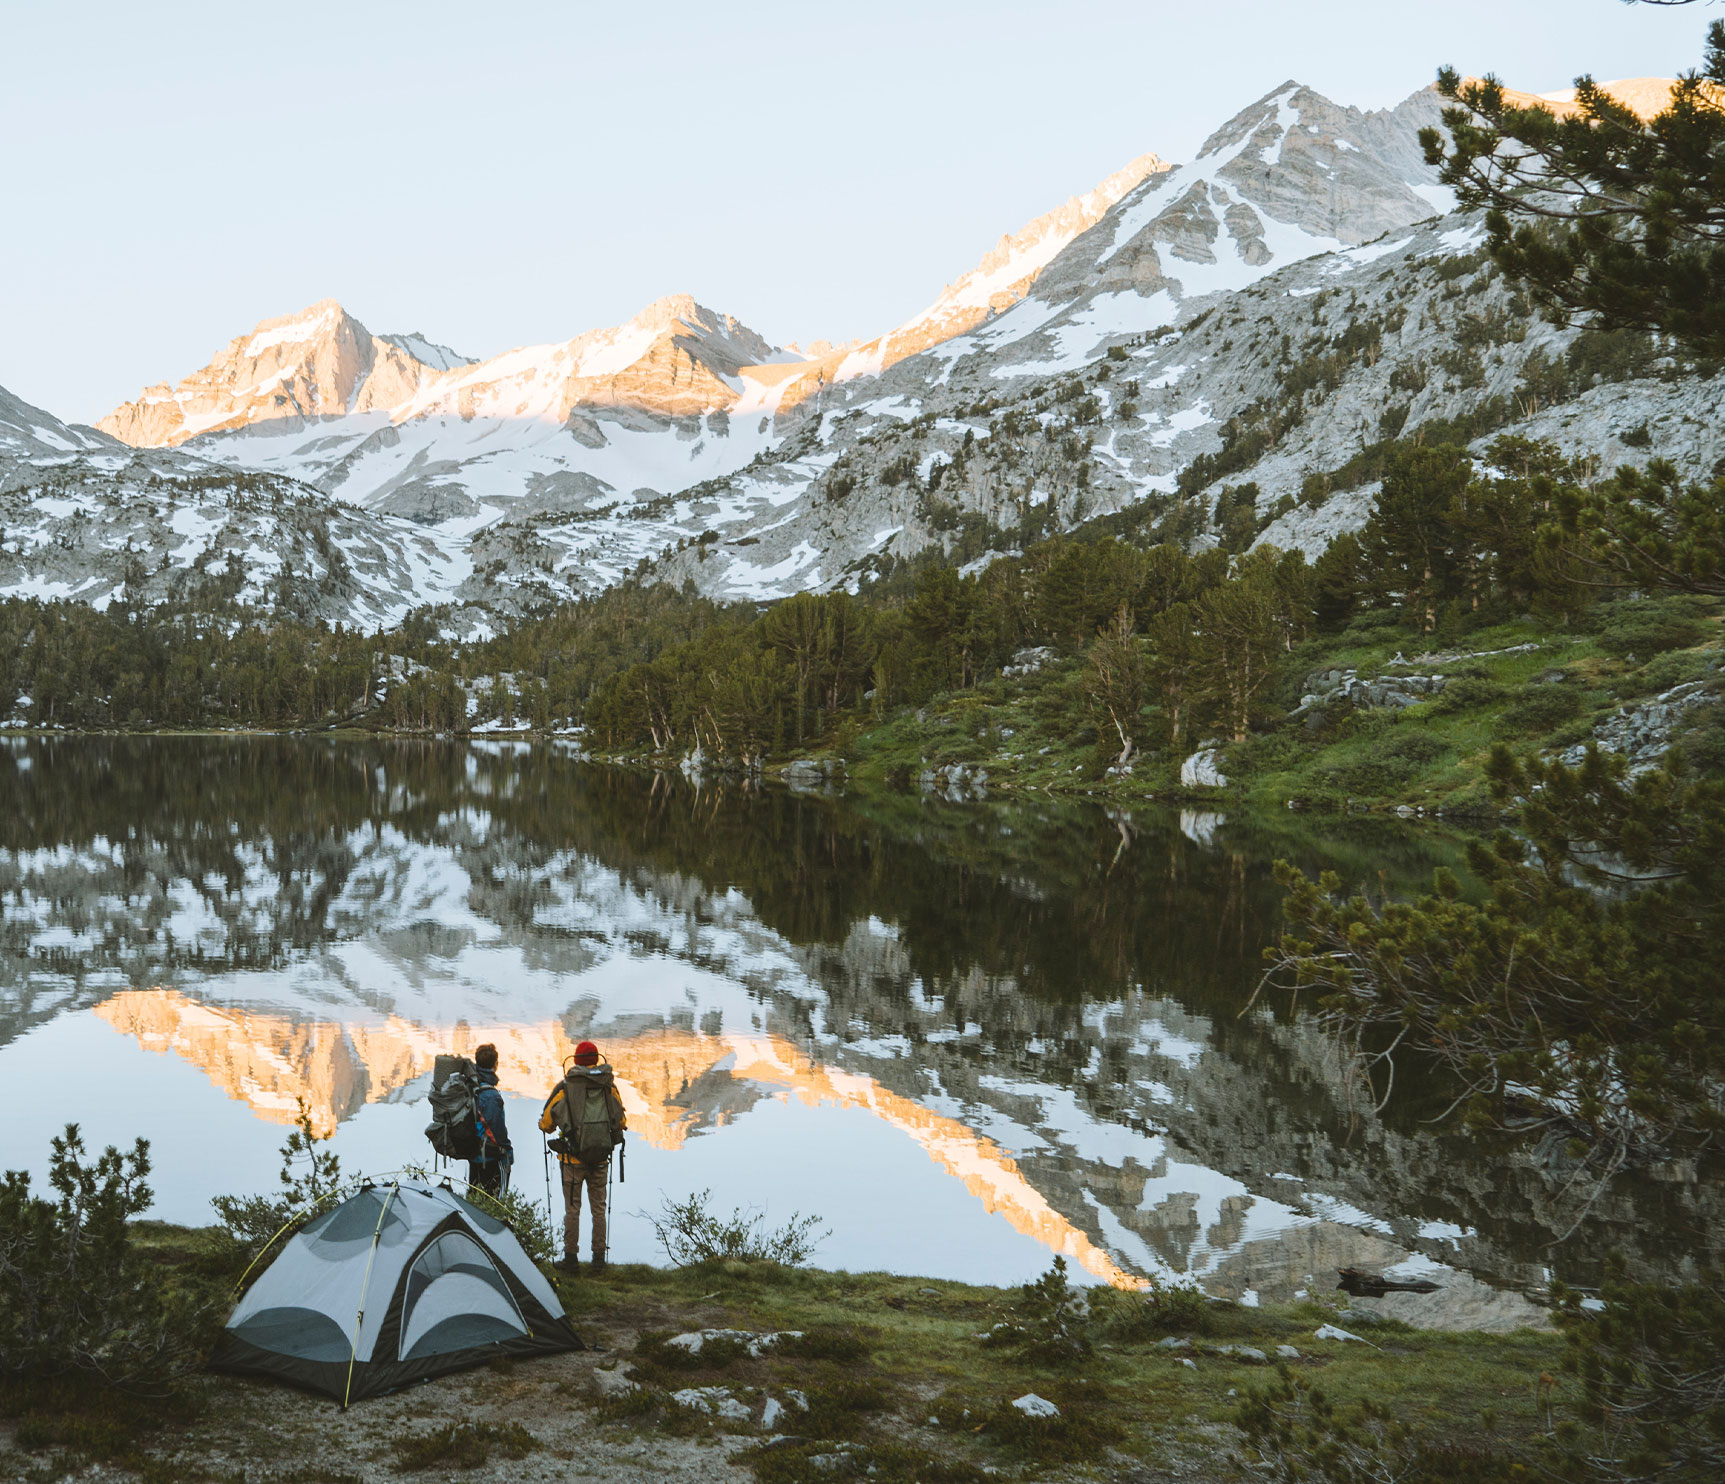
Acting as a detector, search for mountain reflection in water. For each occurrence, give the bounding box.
[1,736,1714,1315]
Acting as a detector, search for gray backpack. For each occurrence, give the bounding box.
[426,1054,483,1161]
[551,1064,622,1165]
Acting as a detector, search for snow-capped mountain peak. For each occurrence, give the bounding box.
[376,332,474,374]
[0,383,114,463]
[1021,80,1450,314]
[756,150,1174,408]
[98,299,467,448]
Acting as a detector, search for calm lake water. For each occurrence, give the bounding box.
[0,736,1709,1308]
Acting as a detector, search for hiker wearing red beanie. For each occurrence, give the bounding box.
[539,1040,627,1274]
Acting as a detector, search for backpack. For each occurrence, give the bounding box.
[425,1054,483,1161]
[551,1064,622,1165]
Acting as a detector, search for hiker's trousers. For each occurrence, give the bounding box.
[560,1161,608,1257]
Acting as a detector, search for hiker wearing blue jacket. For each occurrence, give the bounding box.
[469,1043,512,1196]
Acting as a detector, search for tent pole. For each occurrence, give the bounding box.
[341,1182,402,1410]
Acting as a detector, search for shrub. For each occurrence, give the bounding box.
[935,1382,1125,1462]
[1591,598,1709,659]
[1320,731,1449,795]
[746,1439,984,1484]
[1493,684,1584,738]
[1239,1370,1511,1482]
[1431,675,1509,714]
[636,1328,749,1372]
[1548,1261,1725,1481]
[392,1420,539,1471]
[460,1180,557,1266]
[1625,647,1715,698]
[1679,703,1725,774]
[980,1256,1093,1366]
[0,1127,214,1394]
[775,1325,872,1363]
[1092,1273,1213,1339]
[1339,608,1407,642]
[210,1099,342,1260]
[644,1188,827,1267]
[800,1376,894,1439]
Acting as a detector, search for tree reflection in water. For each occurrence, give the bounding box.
[0,735,1715,1303]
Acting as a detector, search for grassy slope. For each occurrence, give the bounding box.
[840,599,1725,817]
[0,1227,1566,1484]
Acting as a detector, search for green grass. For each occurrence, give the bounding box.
[390,1420,540,1471]
[4,1225,1572,1484]
[832,598,1725,820]
[546,1257,1567,1481]
[834,605,1714,817]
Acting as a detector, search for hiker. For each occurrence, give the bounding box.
[469,1043,512,1196]
[540,1040,626,1274]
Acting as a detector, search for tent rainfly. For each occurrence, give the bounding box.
[210,1181,582,1403]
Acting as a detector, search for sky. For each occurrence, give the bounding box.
[0,0,1708,422]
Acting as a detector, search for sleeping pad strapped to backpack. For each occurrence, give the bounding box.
[425,1053,483,1161]
[550,1063,623,1165]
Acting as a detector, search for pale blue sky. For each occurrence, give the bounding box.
[0,0,1707,421]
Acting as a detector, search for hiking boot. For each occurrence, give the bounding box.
[589,1254,608,1275]
[553,1255,580,1275]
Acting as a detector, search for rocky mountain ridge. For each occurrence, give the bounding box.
[1,382,468,626]
[9,72,1717,631]
[97,300,469,447]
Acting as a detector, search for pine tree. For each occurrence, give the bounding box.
[1084,604,1145,768]
[1422,20,1725,357]
[1356,443,1473,630]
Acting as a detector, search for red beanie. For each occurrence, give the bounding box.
[574,1041,600,1066]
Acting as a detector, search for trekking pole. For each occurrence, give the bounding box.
[543,1136,553,1227]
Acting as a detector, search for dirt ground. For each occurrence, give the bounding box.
[2,1345,756,1484]
[0,1258,1565,1484]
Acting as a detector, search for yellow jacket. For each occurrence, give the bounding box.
[539,1080,627,1167]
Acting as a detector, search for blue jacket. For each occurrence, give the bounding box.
[473,1067,511,1163]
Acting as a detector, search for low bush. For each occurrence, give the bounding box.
[1492,684,1584,738]
[800,1376,895,1439]
[745,1439,985,1484]
[1590,597,1709,659]
[210,1099,342,1261]
[1318,731,1450,795]
[1340,609,1408,641]
[1679,704,1725,773]
[635,1328,750,1372]
[775,1325,873,1363]
[391,1420,539,1472]
[934,1382,1126,1462]
[1623,647,1716,698]
[1238,1370,1510,1482]
[1430,675,1509,714]
[979,1256,1093,1366]
[644,1188,828,1267]
[1226,727,1313,777]
[0,1127,216,1394]
[1092,1273,1214,1339]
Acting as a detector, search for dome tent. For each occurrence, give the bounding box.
[210,1180,582,1404]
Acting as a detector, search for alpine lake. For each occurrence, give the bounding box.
[1,735,1711,1324]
